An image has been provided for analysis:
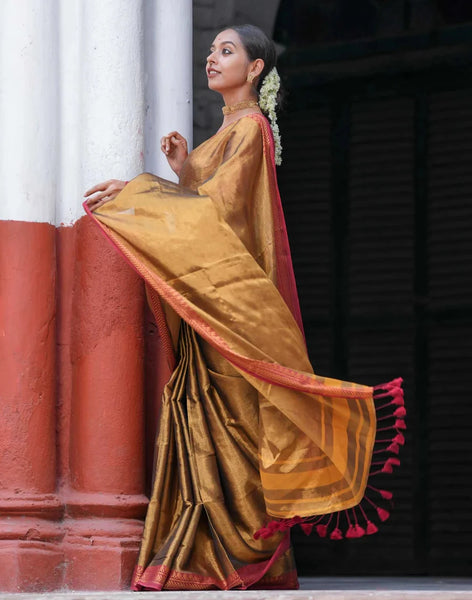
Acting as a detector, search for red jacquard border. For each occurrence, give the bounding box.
[131,532,292,591]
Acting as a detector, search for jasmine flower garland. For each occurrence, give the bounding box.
[258,67,282,166]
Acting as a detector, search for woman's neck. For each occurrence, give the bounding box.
[222,89,258,107]
[219,93,261,131]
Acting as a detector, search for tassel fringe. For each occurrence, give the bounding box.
[254,377,405,541]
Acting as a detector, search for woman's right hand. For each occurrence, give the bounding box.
[160,131,188,176]
[83,179,128,211]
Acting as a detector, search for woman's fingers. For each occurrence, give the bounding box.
[166,131,184,142]
[83,180,112,198]
[170,132,188,151]
[93,196,111,209]
[83,179,126,210]
[161,134,175,154]
[84,189,108,207]
[85,190,107,205]
[160,131,187,155]
[160,136,168,154]
[86,193,114,210]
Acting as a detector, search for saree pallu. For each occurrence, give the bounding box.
[85,114,404,590]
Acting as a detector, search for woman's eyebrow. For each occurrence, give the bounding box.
[211,40,237,49]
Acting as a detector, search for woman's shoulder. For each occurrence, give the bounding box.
[245,112,270,129]
[189,114,266,158]
[214,112,269,140]
[244,113,274,148]
[218,114,271,155]
[188,114,271,166]
[230,112,270,136]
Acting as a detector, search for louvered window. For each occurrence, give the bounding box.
[277,65,472,575]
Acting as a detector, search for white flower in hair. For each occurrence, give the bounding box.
[259,67,282,165]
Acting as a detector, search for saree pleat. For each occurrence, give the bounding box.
[134,320,297,590]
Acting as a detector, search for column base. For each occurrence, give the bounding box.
[0,516,64,592]
[0,493,147,591]
[62,518,144,590]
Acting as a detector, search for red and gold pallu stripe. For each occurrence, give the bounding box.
[255,378,405,540]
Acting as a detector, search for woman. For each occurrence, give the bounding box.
[84,24,404,591]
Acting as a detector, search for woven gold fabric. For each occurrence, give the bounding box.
[89,114,376,590]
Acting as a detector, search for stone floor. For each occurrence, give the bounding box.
[2,578,472,600]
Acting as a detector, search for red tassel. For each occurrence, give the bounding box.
[345,525,356,539]
[395,419,407,429]
[346,524,365,538]
[368,485,394,500]
[393,432,405,445]
[394,406,407,417]
[301,523,313,536]
[386,442,400,454]
[354,524,365,537]
[374,377,403,391]
[377,507,390,521]
[330,528,343,540]
[379,398,404,409]
[381,457,400,473]
[366,521,378,535]
[316,524,328,538]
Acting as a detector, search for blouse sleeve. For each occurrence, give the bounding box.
[197,119,264,244]
[197,118,276,276]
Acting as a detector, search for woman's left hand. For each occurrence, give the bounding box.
[83,179,127,211]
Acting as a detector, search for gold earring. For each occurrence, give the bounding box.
[247,73,255,83]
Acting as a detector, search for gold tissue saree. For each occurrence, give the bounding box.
[85,114,404,590]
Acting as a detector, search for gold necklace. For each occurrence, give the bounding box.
[222,99,259,115]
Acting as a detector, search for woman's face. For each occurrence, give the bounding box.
[206,29,255,94]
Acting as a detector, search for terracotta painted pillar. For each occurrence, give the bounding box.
[60,0,148,590]
[0,1,62,592]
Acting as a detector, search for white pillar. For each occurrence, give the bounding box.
[144,0,193,181]
[0,0,58,223]
[80,0,145,212]
[57,0,82,226]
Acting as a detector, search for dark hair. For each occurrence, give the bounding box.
[227,24,283,110]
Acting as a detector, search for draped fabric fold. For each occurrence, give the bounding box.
[84,114,402,590]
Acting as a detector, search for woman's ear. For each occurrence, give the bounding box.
[248,58,265,83]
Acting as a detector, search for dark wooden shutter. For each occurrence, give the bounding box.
[277,77,472,575]
[427,89,472,571]
[346,96,416,570]
[279,107,334,375]
[278,94,417,574]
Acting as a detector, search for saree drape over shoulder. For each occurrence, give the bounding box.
[85,113,404,591]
